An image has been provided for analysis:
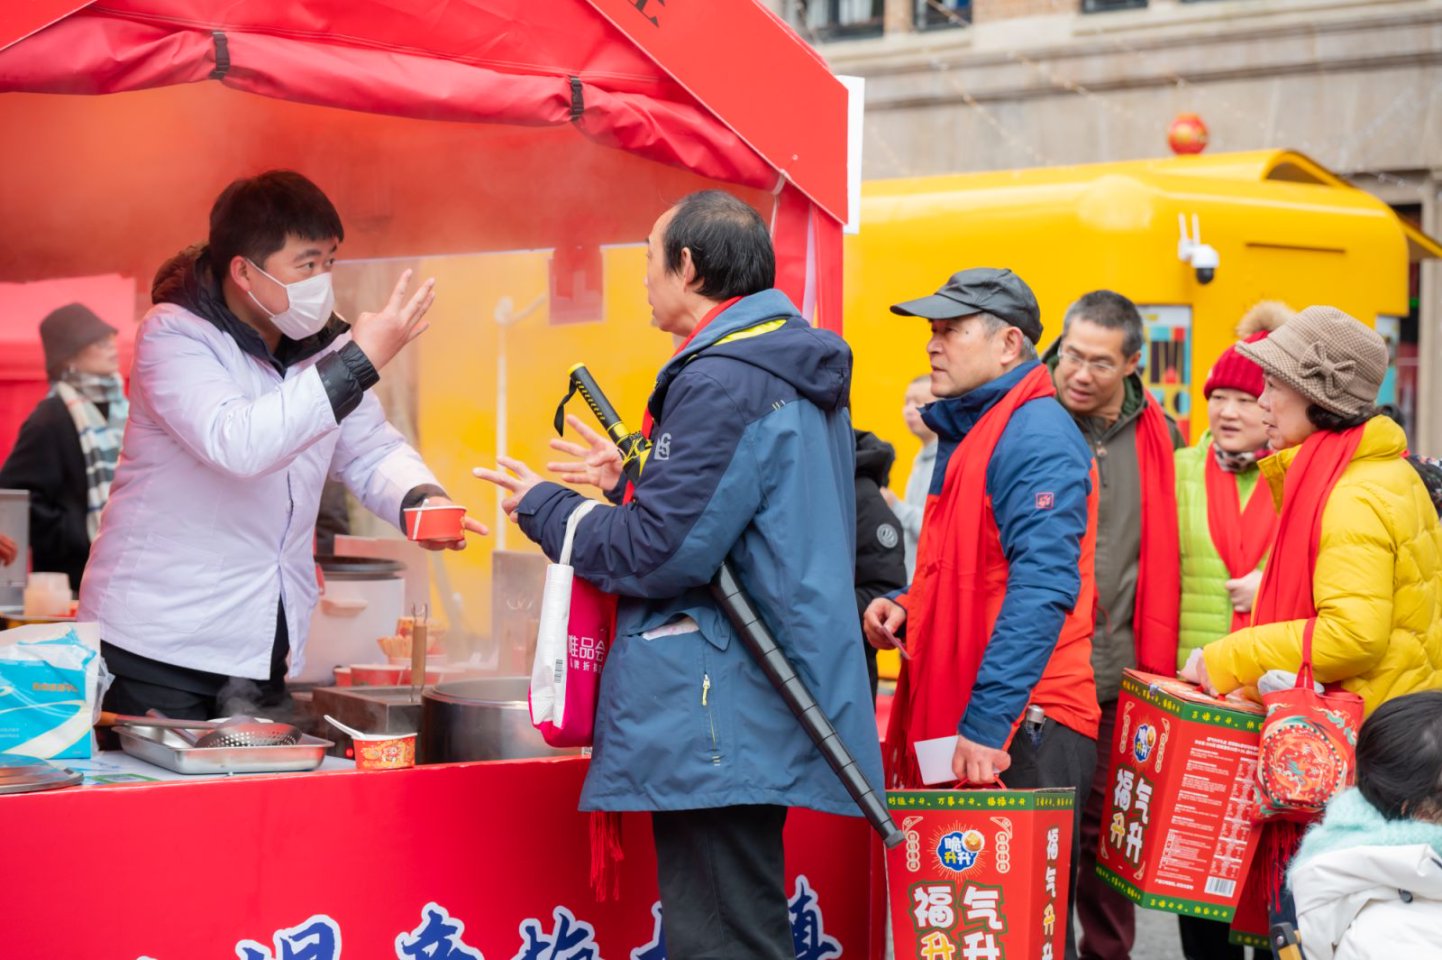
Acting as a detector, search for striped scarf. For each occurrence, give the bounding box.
[52,373,128,540]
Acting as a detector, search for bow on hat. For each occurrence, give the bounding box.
[1299,341,1356,397]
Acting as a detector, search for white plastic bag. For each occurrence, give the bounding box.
[0,622,111,759]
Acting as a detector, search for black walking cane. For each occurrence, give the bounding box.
[556,363,904,849]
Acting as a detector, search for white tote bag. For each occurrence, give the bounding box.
[529,499,615,747]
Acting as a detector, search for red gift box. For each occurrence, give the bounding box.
[1095,670,1264,925]
[887,788,1075,960]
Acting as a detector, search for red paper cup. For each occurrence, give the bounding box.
[403,504,466,541]
[353,733,416,770]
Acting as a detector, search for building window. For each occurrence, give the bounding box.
[916,0,972,30]
[794,0,884,41]
[1082,0,1147,11]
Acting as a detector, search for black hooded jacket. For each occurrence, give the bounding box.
[853,429,906,695]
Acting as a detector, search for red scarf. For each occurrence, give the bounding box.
[1204,447,1280,631]
[623,297,743,506]
[638,296,742,441]
[883,366,1057,787]
[1133,397,1181,674]
[1246,424,1367,913]
[1251,426,1365,624]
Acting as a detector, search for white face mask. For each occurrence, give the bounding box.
[246,260,336,340]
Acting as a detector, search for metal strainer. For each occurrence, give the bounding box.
[192,720,304,749]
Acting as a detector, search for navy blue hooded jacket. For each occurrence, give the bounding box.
[517,289,884,814]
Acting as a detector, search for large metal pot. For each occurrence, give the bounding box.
[420,677,581,763]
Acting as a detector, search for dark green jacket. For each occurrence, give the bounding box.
[1043,347,1182,702]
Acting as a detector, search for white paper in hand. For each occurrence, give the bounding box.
[914,734,960,785]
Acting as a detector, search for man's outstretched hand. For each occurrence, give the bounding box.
[547,414,623,493]
[473,457,546,522]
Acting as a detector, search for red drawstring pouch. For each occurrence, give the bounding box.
[1254,618,1365,820]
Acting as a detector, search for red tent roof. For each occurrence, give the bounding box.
[0,0,849,457]
[0,0,848,224]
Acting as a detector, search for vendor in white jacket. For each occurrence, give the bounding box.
[80,171,484,719]
[1289,690,1442,960]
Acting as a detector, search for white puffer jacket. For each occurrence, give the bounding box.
[1289,790,1442,960]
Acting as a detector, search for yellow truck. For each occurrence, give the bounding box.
[846,149,1440,681]
[846,149,1439,469]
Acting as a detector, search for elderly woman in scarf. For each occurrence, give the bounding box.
[1182,305,1442,928]
[0,304,128,591]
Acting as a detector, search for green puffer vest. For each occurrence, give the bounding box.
[1175,436,1264,667]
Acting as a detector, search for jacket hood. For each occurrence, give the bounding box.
[651,289,851,419]
[853,430,896,485]
[1259,415,1410,508]
[150,244,348,372]
[151,243,223,315]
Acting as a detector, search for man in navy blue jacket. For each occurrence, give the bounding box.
[477,191,882,960]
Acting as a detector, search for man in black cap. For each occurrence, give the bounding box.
[863,268,1100,960]
[0,304,126,591]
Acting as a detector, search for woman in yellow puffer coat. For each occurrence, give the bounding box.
[1192,308,1442,713]
[1183,304,1442,940]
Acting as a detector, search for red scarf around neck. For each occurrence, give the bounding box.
[1250,425,1365,625]
[883,365,1057,787]
[1133,397,1181,673]
[1245,423,1366,912]
[1204,446,1280,631]
[639,296,742,441]
[624,297,743,505]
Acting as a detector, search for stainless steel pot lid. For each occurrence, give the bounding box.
[425,676,530,705]
[315,555,405,580]
[0,756,83,795]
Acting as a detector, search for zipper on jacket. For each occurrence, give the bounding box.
[702,672,720,764]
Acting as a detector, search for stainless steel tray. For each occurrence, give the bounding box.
[117,725,334,775]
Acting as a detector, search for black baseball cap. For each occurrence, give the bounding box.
[890,267,1043,344]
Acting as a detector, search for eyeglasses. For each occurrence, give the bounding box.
[1058,348,1120,376]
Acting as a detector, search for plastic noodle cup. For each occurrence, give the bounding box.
[352,732,417,770]
[403,504,467,541]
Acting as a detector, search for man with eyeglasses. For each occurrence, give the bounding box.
[1043,290,1183,960]
[864,268,1100,960]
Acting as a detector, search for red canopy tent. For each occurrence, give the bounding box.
[0,0,849,452]
[0,9,883,959]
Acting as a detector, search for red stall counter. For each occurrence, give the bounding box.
[0,756,883,959]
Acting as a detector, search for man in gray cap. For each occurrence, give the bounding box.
[864,268,1100,960]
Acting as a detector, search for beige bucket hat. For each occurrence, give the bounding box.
[1236,305,1387,417]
